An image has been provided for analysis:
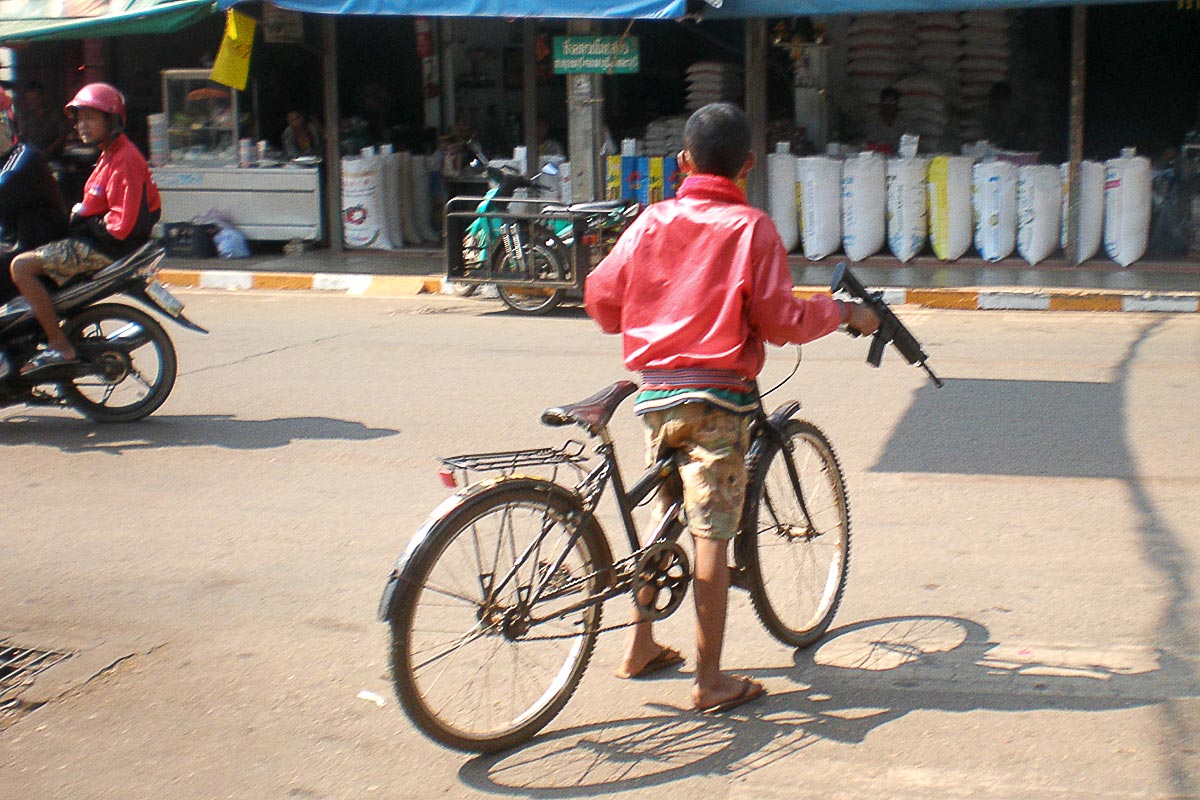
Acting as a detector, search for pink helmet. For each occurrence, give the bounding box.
[66,82,126,129]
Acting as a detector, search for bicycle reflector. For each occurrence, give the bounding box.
[437,467,458,488]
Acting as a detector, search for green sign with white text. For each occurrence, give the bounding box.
[553,36,640,74]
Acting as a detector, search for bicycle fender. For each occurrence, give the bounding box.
[377,476,613,622]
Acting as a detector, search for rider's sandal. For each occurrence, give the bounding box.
[19,348,79,375]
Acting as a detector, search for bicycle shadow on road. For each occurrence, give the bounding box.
[458,614,1192,797]
[0,413,399,453]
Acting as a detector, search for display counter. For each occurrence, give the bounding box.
[153,165,323,242]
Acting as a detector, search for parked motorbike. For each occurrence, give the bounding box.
[457,150,639,314]
[0,242,206,423]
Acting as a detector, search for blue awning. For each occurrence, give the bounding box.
[223,0,1165,18]
[700,0,1160,16]
[218,0,686,19]
[0,0,217,43]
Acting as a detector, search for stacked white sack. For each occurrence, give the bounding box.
[1059,160,1105,262]
[842,152,887,261]
[1016,164,1061,266]
[796,156,843,261]
[341,155,395,250]
[958,11,1012,143]
[767,148,800,252]
[887,157,928,262]
[846,15,903,131]
[927,156,974,260]
[1103,151,1152,267]
[973,160,1018,261]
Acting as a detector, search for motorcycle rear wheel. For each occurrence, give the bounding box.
[61,303,177,423]
[491,242,567,316]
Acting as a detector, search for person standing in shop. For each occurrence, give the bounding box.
[860,86,904,154]
[282,111,322,159]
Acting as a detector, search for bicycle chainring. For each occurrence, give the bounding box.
[632,541,690,622]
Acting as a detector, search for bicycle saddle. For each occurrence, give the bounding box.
[541,381,637,434]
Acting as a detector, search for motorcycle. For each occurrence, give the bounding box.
[0,242,206,423]
[455,151,639,315]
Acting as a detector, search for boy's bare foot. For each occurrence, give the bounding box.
[616,641,685,680]
[692,674,766,714]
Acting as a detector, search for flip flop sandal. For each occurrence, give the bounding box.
[694,677,767,715]
[614,646,686,680]
[19,348,79,376]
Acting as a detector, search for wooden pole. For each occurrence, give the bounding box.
[566,19,602,202]
[1066,5,1087,265]
[321,15,343,253]
[744,18,767,209]
[523,20,538,171]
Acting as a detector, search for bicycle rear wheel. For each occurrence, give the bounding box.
[389,484,605,752]
[744,419,850,648]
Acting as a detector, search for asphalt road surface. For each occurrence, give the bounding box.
[2,291,1198,799]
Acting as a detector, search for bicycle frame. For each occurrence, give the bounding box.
[493,394,813,628]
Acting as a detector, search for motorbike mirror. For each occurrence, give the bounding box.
[540,162,560,177]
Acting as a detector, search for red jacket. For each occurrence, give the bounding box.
[72,133,161,258]
[584,174,844,381]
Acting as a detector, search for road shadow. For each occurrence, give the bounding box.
[869,318,1198,796]
[0,413,399,454]
[458,615,1194,797]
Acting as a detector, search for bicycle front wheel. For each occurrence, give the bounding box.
[389,484,605,752]
[745,419,850,648]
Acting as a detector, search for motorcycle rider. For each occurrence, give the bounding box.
[10,82,161,374]
[0,87,69,304]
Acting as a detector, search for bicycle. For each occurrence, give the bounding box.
[378,264,942,753]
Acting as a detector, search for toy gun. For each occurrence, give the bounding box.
[831,262,944,389]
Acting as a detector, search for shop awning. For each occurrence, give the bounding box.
[218,0,687,19]
[223,0,1167,18]
[0,0,217,43]
[699,0,1161,16]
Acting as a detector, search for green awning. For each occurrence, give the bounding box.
[0,0,217,44]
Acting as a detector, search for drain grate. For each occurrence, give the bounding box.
[0,642,72,702]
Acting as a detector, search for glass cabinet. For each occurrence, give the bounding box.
[161,69,240,165]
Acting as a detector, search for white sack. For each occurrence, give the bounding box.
[1058,160,1104,262]
[886,157,928,262]
[841,152,887,261]
[927,156,974,260]
[341,156,395,250]
[796,156,843,261]
[767,151,800,252]
[1016,164,1061,266]
[379,153,405,249]
[973,160,1018,261]
[1103,153,1152,267]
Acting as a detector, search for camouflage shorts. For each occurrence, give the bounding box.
[642,402,752,541]
[34,238,112,286]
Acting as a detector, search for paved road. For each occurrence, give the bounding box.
[2,292,1198,799]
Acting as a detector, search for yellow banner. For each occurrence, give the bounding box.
[210,9,255,92]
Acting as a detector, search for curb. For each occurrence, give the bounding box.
[159,269,1200,313]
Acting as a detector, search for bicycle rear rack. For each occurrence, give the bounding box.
[439,440,590,485]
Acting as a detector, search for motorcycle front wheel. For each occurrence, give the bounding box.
[62,302,177,423]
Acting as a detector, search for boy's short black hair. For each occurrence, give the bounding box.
[683,102,751,179]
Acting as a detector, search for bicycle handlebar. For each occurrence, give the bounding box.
[831,262,944,389]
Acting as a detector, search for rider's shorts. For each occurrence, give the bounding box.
[642,402,751,541]
[35,238,112,286]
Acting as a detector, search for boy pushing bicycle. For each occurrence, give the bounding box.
[585,103,878,714]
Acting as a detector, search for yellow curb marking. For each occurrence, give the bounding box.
[158,269,201,288]
[1049,293,1124,312]
[906,290,979,310]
